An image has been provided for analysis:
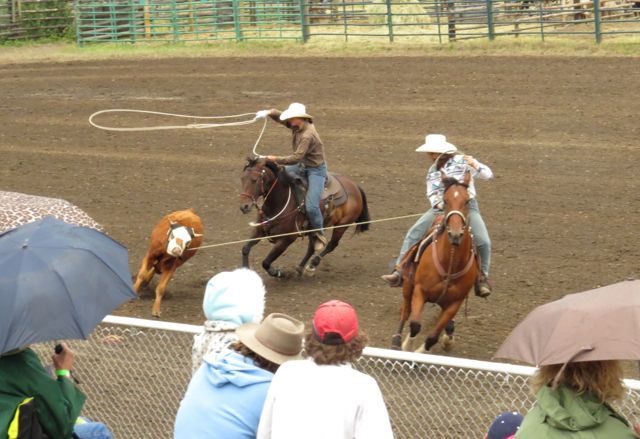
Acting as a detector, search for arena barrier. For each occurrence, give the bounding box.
[33,315,640,439]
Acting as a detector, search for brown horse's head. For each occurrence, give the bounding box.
[441,171,471,246]
[240,157,280,214]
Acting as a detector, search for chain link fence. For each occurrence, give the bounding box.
[33,316,640,439]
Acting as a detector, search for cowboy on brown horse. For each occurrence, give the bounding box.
[381,134,493,297]
[256,103,328,253]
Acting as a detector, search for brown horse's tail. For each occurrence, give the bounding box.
[355,187,370,233]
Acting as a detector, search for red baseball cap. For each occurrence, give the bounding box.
[312,300,359,345]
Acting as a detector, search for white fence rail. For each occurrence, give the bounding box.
[33,315,640,439]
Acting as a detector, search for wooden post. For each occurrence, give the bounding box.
[447,0,455,41]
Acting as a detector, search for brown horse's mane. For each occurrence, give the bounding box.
[244,157,281,176]
[442,177,469,191]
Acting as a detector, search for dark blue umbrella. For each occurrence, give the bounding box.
[0,216,137,354]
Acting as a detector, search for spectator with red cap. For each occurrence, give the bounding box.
[257,300,394,439]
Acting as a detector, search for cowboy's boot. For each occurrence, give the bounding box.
[475,272,492,298]
[381,269,402,287]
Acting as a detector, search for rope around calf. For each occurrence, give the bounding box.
[189,212,425,251]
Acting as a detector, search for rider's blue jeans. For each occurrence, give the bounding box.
[394,198,491,275]
[285,162,327,232]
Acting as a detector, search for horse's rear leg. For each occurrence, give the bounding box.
[304,225,346,275]
[263,237,297,278]
[402,284,426,352]
[392,282,412,349]
[416,302,462,354]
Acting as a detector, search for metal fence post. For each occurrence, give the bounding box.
[538,0,545,41]
[299,0,308,42]
[593,0,602,43]
[342,0,348,42]
[486,0,494,40]
[232,0,242,41]
[385,0,394,42]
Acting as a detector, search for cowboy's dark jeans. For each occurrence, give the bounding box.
[285,163,327,232]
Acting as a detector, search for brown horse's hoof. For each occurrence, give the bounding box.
[391,334,402,349]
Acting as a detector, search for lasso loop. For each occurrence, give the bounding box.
[89,108,270,156]
[88,109,261,132]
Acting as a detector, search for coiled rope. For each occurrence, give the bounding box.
[89,108,269,156]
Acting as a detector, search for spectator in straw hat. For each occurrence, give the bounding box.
[257,300,394,439]
[515,361,639,438]
[174,313,304,439]
[381,133,494,297]
[191,268,266,374]
[485,411,523,439]
[255,103,329,252]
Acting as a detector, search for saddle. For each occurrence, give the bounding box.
[294,173,348,209]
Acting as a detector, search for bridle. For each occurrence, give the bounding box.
[240,166,278,210]
[440,181,470,236]
[241,164,294,227]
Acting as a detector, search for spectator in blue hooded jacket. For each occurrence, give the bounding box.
[174,313,304,439]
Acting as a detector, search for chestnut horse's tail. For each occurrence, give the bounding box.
[355,187,370,233]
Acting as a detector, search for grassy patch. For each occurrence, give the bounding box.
[0,35,638,64]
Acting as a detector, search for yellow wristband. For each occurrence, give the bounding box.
[56,369,70,377]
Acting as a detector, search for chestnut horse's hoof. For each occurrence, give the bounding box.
[391,334,402,349]
[441,333,454,352]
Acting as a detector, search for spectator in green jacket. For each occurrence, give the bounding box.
[0,343,112,439]
[516,360,639,439]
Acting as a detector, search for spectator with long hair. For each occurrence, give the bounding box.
[516,360,639,438]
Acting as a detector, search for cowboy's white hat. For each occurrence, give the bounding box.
[280,102,312,121]
[415,134,458,153]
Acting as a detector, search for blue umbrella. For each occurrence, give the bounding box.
[0,217,137,354]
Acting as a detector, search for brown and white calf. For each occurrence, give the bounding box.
[133,209,204,317]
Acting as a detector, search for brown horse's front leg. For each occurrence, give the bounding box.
[420,301,463,353]
[262,236,297,278]
[133,255,155,293]
[242,231,263,268]
[402,284,426,351]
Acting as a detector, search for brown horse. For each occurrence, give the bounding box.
[239,157,370,278]
[391,171,479,353]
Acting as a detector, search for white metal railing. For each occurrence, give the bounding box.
[33,315,640,439]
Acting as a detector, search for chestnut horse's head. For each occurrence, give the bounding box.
[441,171,471,246]
[240,157,279,214]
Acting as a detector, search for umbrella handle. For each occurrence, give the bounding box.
[53,343,81,385]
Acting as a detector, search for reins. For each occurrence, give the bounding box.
[243,165,296,228]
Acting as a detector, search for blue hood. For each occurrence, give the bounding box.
[203,349,273,388]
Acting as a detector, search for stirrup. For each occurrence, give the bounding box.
[381,272,402,287]
[313,233,327,252]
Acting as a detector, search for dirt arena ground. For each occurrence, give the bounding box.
[1,55,639,363]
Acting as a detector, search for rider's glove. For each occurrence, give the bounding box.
[255,110,270,119]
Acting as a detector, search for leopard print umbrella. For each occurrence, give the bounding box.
[0,191,102,233]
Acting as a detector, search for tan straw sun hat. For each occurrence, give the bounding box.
[279,102,312,121]
[236,313,304,365]
[415,134,458,154]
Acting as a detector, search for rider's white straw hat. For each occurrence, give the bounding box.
[279,102,312,121]
[415,134,458,154]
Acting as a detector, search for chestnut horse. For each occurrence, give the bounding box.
[391,171,479,353]
[239,158,370,278]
